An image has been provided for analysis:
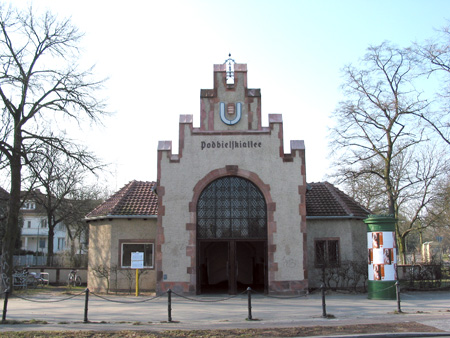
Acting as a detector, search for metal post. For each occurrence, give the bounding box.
[321,284,327,318]
[247,287,253,320]
[135,269,139,297]
[84,288,89,323]
[396,281,402,313]
[2,289,9,323]
[167,289,172,322]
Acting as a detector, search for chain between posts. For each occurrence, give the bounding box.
[0,282,411,324]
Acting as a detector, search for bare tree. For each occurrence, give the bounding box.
[338,168,386,213]
[0,5,106,290]
[26,142,101,266]
[62,184,107,265]
[414,26,450,145]
[421,175,450,252]
[394,145,449,262]
[330,42,449,263]
[0,187,9,248]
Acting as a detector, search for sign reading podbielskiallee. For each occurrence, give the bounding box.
[201,140,262,150]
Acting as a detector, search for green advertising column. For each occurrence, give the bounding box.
[364,215,397,300]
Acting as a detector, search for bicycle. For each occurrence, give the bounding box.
[67,269,82,286]
[12,269,37,289]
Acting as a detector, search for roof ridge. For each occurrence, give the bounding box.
[110,180,139,214]
[86,180,136,217]
[323,182,354,216]
[85,181,158,219]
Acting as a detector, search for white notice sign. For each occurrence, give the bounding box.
[131,252,144,269]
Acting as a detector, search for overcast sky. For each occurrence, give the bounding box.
[7,0,450,191]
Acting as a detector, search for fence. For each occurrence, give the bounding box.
[0,283,423,324]
[398,264,450,289]
[13,255,46,266]
[11,254,88,268]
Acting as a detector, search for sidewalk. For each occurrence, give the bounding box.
[1,289,450,335]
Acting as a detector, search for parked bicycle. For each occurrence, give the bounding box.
[30,272,49,287]
[67,269,82,286]
[12,268,37,289]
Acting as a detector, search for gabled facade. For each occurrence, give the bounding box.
[157,61,307,295]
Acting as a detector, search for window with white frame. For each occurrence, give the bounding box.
[41,219,48,228]
[21,201,35,210]
[39,238,46,249]
[57,238,65,250]
[121,242,154,268]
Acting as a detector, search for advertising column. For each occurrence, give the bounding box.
[364,215,397,300]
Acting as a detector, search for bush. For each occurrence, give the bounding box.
[319,260,368,291]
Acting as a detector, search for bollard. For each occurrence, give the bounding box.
[2,289,9,323]
[167,289,172,322]
[247,287,253,320]
[84,288,89,323]
[396,281,402,313]
[321,284,327,318]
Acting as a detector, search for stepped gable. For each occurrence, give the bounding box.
[86,181,157,219]
[306,182,370,218]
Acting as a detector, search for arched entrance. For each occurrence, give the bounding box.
[197,176,267,294]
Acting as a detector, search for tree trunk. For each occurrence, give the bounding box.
[1,131,23,292]
[46,220,55,266]
[399,234,407,264]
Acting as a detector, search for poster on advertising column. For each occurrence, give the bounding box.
[367,231,397,281]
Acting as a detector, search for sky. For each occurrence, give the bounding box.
[6,0,450,191]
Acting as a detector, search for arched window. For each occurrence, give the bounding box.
[197,176,267,239]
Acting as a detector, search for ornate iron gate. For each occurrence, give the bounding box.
[197,176,267,239]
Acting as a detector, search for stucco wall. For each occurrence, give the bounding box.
[307,218,367,288]
[88,218,157,293]
[156,63,307,294]
[158,120,306,293]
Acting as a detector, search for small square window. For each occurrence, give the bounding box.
[315,238,340,267]
[121,242,154,268]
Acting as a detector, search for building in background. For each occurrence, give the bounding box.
[18,190,68,265]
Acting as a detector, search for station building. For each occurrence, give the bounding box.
[86,60,369,295]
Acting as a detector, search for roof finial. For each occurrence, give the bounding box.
[224,53,235,85]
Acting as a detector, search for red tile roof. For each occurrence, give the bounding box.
[85,181,158,219]
[85,181,369,220]
[306,182,370,218]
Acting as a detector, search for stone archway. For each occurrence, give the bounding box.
[196,176,267,294]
